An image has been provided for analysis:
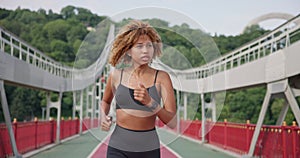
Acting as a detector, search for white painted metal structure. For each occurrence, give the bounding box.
[0,25,114,92]
[244,12,300,33]
[152,14,300,157]
[0,14,300,157]
[0,25,115,157]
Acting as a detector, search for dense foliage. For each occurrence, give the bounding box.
[0,6,298,125]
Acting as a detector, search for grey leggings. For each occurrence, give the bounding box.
[107,125,160,158]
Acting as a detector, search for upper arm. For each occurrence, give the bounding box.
[159,71,176,114]
[102,72,115,104]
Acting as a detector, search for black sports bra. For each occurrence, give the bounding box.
[115,70,161,112]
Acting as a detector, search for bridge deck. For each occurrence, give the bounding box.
[26,128,235,158]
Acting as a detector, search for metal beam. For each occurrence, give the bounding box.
[276,100,289,125]
[248,80,300,157]
[45,91,63,143]
[292,88,300,97]
[183,92,187,120]
[56,92,62,143]
[46,92,50,121]
[79,89,83,134]
[74,89,84,134]
[91,84,96,128]
[0,80,22,158]
[73,90,83,134]
[285,85,300,126]
[211,93,217,122]
[201,93,206,143]
[72,92,76,119]
[176,90,180,133]
[248,88,271,156]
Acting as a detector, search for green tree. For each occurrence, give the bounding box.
[0,8,11,19]
[60,5,76,19]
[0,19,24,36]
[48,9,62,21]
[50,39,74,62]
[10,88,42,121]
[43,19,70,41]
[66,19,88,43]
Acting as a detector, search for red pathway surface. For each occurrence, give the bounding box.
[91,138,178,158]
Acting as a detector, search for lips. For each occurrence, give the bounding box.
[141,56,150,61]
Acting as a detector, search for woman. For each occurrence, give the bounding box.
[100,20,177,158]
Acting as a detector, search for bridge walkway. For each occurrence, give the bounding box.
[26,127,236,158]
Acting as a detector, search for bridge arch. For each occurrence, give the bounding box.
[243,12,300,32]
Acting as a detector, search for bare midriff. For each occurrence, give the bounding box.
[116,109,157,130]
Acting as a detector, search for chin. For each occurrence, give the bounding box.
[138,62,150,66]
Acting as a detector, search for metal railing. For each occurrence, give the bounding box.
[0,24,114,85]
[156,119,300,157]
[1,14,299,83]
[174,14,300,80]
[0,27,73,78]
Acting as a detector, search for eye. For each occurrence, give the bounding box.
[147,43,153,47]
[136,44,143,48]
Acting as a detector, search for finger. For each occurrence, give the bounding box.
[101,121,111,131]
[101,123,108,131]
[101,121,108,127]
[101,126,109,131]
[134,90,143,96]
[138,83,146,89]
[106,116,112,122]
[135,87,148,94]
[134,88,143,94]
[133,90,143,98]
[101,116,112,126]
[134,94,142,100]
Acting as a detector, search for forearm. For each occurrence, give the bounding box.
[147,99,177,129]
[100,100,113,131]
[100,100,110,116]
[156,107,177,129]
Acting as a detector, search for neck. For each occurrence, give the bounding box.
[131,64,149,77]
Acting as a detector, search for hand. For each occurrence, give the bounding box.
[100,116,112,131]
[134,83,151,105]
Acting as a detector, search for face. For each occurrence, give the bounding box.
[128,35,154,66]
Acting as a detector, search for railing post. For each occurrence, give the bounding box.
[292,121,297,158]
[13,119,18,146]
[75,117,80,134]
[50,118,54,143]
[18,42,21,60]
[33,51,36,66]
[61,117,64,140]
[281,121,287,158]
[205,120,210,142]
[10,37,13,56]
[271,34,274,53]
[26,47,29,63]
[0,28,2,51]
[285,33,290,47]
[68,117,72,136]
[246,120,250,152]
[34,117,38,149]
[224,119,227,149]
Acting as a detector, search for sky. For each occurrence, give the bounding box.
[0,0,299,35]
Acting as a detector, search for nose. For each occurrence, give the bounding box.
[142,45,148,53]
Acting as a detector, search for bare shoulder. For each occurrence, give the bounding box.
[157,70,170,78]
[109,69,122,85]
[156,70,172,84]
[110,68,122,77]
